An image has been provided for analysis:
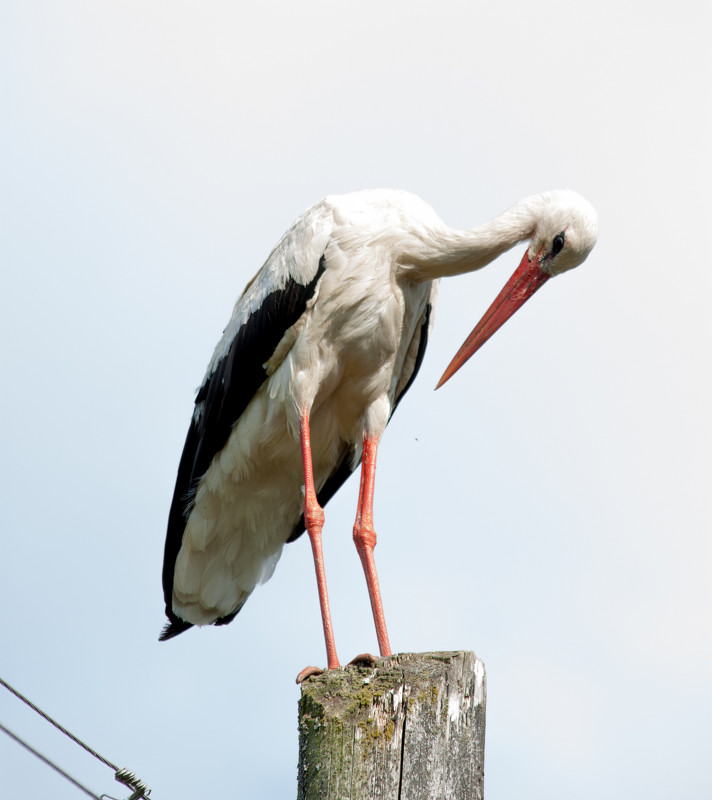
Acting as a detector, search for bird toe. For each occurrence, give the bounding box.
[348,653,378,668]
[296,665,325,683]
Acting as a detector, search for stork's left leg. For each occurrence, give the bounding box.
[353,435,392,658]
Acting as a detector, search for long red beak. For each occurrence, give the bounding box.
[436,250,550,389]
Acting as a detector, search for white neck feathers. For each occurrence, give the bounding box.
[398,199,538,282]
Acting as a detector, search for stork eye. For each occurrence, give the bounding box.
[551,233,565,257]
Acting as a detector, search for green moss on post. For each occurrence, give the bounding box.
[297,651,486,800]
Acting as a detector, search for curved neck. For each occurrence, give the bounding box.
[398,201,537,282]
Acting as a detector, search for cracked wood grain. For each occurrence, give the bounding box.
[297,651,486,800]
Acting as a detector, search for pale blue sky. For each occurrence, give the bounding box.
[2,2,710,798]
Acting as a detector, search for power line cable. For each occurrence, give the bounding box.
[0,722,102,800]
[0,676,115,770]
[0,676,150,799]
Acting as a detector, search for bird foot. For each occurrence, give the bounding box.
[348,652,378,668]
[295,665,324,684]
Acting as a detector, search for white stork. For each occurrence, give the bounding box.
[161,188,598,678]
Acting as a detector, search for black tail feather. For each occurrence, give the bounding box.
[158,618,193,641]
[159,602,245,641]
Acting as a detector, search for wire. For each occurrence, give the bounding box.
[0,722,103,800]
[0,676,116,770]
[0,676,150,799]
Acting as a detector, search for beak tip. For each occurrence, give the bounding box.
[434,371,451,390]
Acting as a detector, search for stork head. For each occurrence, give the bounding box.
[436,190,598,388]
[527,189,599,276]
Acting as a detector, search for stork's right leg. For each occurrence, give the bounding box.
[299,408,340,673]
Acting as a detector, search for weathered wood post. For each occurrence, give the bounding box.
[297,651,486,799]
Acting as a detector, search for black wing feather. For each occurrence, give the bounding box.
[161,256,327,639]
[390,301,432,416]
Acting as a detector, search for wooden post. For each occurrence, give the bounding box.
[297,651,486,800]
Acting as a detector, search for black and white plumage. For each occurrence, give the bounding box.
[160,188,598,665]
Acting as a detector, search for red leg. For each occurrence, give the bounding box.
[353,436,392,657]
[300,409,340,670]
